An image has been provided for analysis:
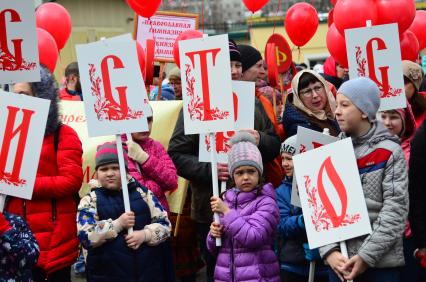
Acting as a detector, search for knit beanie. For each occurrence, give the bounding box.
[229,39,241,62]
[95,142,124,169]
[280,135,297,155]
[402,60,424,92]
[337,77,380,122]
[228,132,263,177]
[239,45,263,73]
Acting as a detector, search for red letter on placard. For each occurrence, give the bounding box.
[0,106,34,185]
[185,48,221,121]
[215,92,239,153]
[366,37,390,97]
[317,156,348,228]
[100,55,129,120]
[0,9,23,71]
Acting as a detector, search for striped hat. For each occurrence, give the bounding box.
[229,39,241,62]
[95,142,125,170]
[228,132,263,177]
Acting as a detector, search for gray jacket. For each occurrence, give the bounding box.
[320,122,409,268]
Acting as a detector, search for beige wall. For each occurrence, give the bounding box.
[55,0,135,78]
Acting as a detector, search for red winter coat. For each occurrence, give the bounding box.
[6,125,83,274]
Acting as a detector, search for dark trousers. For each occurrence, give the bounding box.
[33,266,71,282]
[328,267,401,282]
[280,270,329,282]
[196,222,216,282]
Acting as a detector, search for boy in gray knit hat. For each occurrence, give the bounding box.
[322,77,408,282]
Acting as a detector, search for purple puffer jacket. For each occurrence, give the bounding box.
[122,136,178,211]
[207,183,280,282]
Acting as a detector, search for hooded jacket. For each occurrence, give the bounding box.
[282,70,340,137]
[319,122,408,268]
[206,184,280,282]
[6,66,83,274]
[168,100,280,224]
[122,135,178,211]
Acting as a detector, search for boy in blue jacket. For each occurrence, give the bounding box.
[276,135,328,282]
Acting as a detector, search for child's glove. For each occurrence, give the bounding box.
[303,243,321,261]
[0,213,11,234]
[125,230,150,250]
[126,140,149,164]
[297,215,305,229]
[414,248,426,268]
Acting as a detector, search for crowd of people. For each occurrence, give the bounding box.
[1,38,426,282]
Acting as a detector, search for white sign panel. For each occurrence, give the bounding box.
[291,126,339,207]
[136,13,197,61]
[0,90,50,199]
[179,34,234,134]
[199,81,255,163]
[293,138,372,249]
[76,36,150,137]
[345,23,406,111]
[0,0,40,84]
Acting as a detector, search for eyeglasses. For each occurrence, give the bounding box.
[299,85,324,97]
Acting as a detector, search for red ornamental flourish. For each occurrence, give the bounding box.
[205,134,231,154]
[304,174,360,232]
[88,64,143,121]
[0,171,27,187]
[354,46,403,98]
[185,64,230,121]
[0,50,36,71]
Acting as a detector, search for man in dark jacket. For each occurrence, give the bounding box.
[409,119,426,279]
[168,101,280,281]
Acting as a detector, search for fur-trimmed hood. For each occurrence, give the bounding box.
[30,65,60,136]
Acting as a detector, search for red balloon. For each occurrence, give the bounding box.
[408,10,426,51]
[285,3,319,47]
[400,30,419,61]
[135,41,146,79]
[328,8,334,27]
[36,28,58,73]
[376,0,415,34]
[126,0,161,18]
[36,3,72,50]
[333,0,378,35]
[242,0,270,13]
[326,23,348,68]
[173,30,204,68]
[331,0,338,6]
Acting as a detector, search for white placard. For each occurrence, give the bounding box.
[199,81,255,163]
[76,35,150,137]
[291,127,339,207]
[179,34,234,134]
[0,0,40,84]
[345,23,406,111]
[293,138,372,249]
[0,90,50,199]
[136,13,197,61]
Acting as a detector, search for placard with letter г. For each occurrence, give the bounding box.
[345,23,406,111]
[0,90,50,200]
[76,35,150,137]
[291,126,339,207]
[199,81,255,163]
[293,138,372,249]
[0,0,40,84]
[179,34,235,135]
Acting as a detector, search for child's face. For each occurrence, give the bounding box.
[96,163,121,190]
[131,119,153,141]
[233,165,260,192]
[335,94,367,135]
[380,111,403,136]
[281,153,294,177]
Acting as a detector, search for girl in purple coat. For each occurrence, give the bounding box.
[207,132,280,282]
